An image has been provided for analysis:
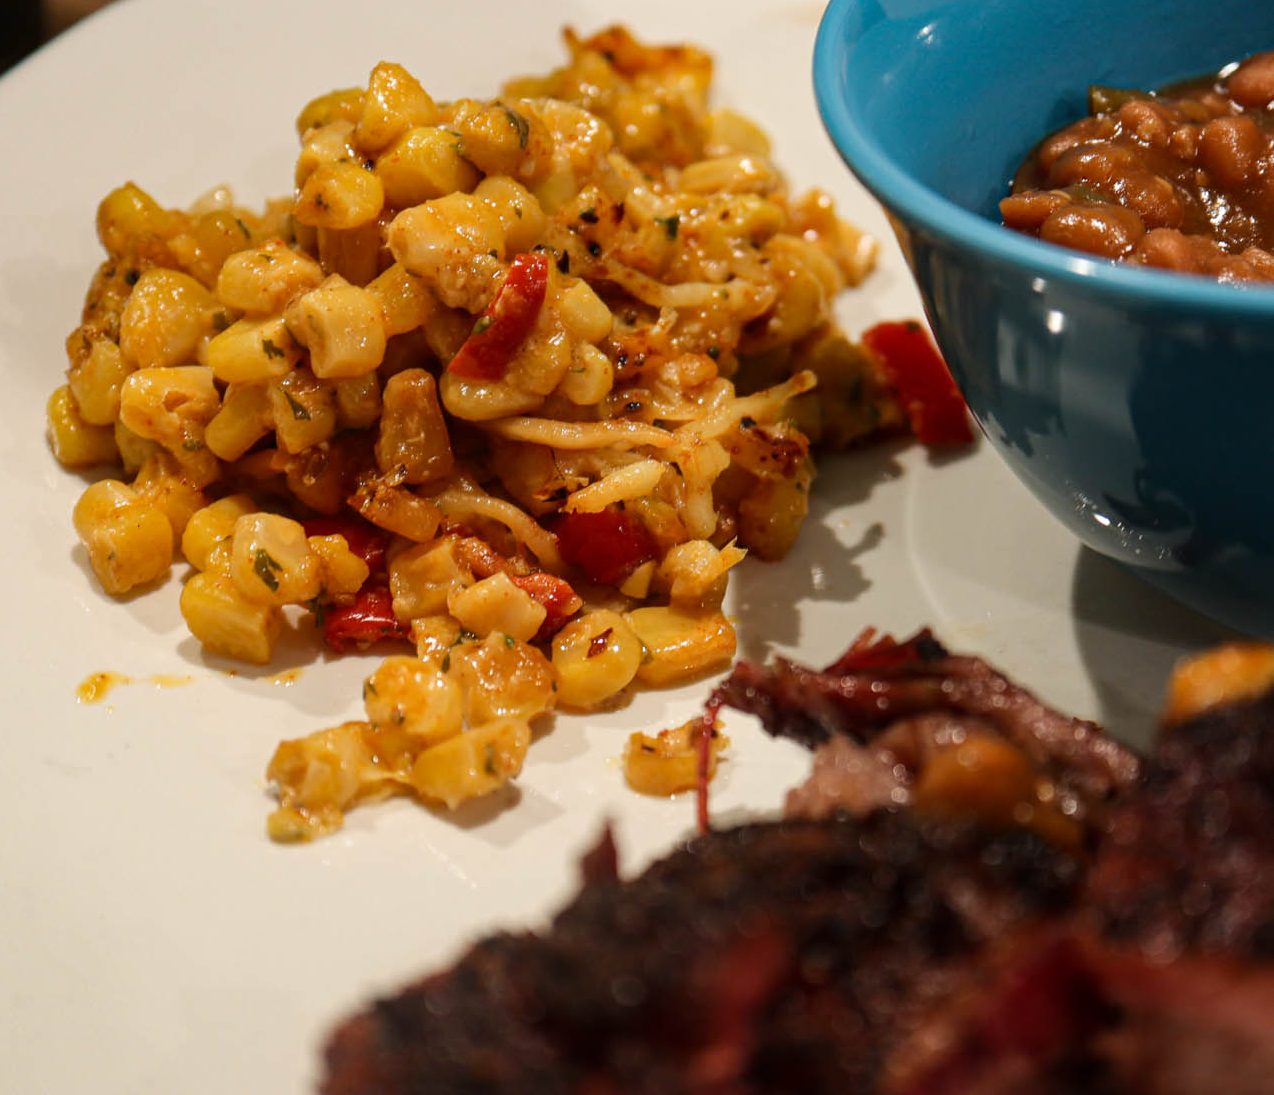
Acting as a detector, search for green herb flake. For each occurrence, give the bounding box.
[578,207,599,224]
[483,742,497,776]
[253,548,283,592]
[182,437,205,452]
[262,338,286,360]
[503,633,515,648]
[212,311,231,333]
[740,415,757,429]
[656,214,680,241]
[234,217,251,240]
[707,345,721,360]
[472,315,493,336]
[441,652,451,672]
[501,104,530,149]
[282,390,311,421]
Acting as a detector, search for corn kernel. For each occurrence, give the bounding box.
[410,718,531,810]
[47,386,118,468]
[447,572,546,642]
[181,570,282,664]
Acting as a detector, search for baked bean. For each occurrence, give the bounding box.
[1006,51,1274,282]
[1197,115,1264,190]
[1227,51,1274,109]
[1040,203,1145,258]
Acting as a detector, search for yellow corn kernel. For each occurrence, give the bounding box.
[366,263,437,337]
[375,126,480,208]
[388,538,472,620]
[266,722,385,842]
[68,338,130,425]
[551,609,643,709]
[658,539,747,611]
[447,98,545,178]
[181,570,282,664]
[95,183,181,256]
[113,421,157,475]
[294,161,384,230]
[363,655,463,747]
[294,119,358,189]
[284,274,387,379]
[447,572,546,643]
[215,240,324,315]
[625,606,737,687]
[131,452,205,546]
[704,108,772,157]
[410,718,531,811]
[295,87,364,137]
[411,613,462,663]
[205,383,273,461]
[46,386,118,468]
[557,278,614,343]
[333,374,382,429]
[268,369,337,453]
[618,560,656,600]
[624,719,729,797]
[206,315,301,384]
[1164,644,1274,726]
[118,267,217,370]
[680,154,779,195]
[181,494,257,570]
[355,61,439,155]
[351,479,442,543]
[229,512,321,606]
[72,479,174,595]
[448,633,555,725]
[473,175,547,253]
[117,365,220,484]
[385,194,506,311]
[375,368,454,483]
[307,534,370,597]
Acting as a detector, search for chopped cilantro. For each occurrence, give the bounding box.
[253,548,283,591]
[500,104,530,148]
[707,345,720,360]
[578,207,599,224]
[282,391,311,420]
[655,214,680,240]
[503,633,515,648]
[472,315,493,336]
[482,742,497,776]
[261,338,286,360]
[234,217,251,240]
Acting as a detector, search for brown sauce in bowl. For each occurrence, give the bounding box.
[1002,51,1274,282]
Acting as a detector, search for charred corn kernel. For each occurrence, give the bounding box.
[229,512,321,606]
[1165,643,1274,726]
[205,383,273,461]
[559,343,615,406]
[307,535,370,597]
[266,721,381,842]
[332,374,382,429]
[375,368,454,483]
[389,538,472,620]
[181,494,257,570]
[624,719,729,797]
[625,606,737,686]
[557,279,613,342]
[355,61,440,155]
[118,268,217,370]
[473,175,546,253]
[551,609,643,709]
[68,338,130,425]
[448,633,555,725]
[447,572,546,643]
[366,263,436,336]
[658,539,746,611]
[375,126,480,208]
[47,386,118,467]
[181,570,282,663]
[363,655,463,746]
[131,453,205,546]
[215,241,324,315]
[206,315,301,384]
[284,274,387,378]
[268,369,337,453]
[73,479,173,594]
[410,718,531,811]
[295,87,363,137]
[117,365,220,469]
[294,161,384,230]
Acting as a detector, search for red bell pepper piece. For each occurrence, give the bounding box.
[446,251,550,381]
[320,584,411,653]
[861,320,975,447]
[551,509,658,587]
[511,571,583,641]
[301,514,391,575]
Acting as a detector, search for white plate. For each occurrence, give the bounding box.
[0,1,1241,1092]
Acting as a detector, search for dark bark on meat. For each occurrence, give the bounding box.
[322,814,1080,1095]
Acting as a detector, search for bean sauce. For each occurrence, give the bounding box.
[1002,50,1274,282]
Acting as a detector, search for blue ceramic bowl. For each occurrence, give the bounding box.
[814,0,1274,636]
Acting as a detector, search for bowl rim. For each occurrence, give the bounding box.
[812,0,1274,317]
